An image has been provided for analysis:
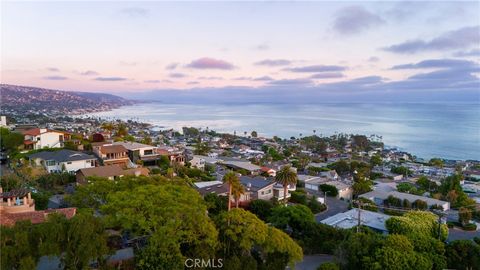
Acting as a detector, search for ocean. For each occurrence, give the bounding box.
[85,102,480,161]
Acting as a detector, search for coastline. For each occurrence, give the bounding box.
[78,102,480,162]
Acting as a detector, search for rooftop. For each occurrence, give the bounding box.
[360,190,449,206]
[29,149,96,162]
[112,141,156,150]
[240,176,274,190]
[320,208,391,232]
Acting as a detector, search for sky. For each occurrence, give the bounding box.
[1,1,480,102]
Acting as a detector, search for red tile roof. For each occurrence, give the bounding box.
[23,140,37,145]
[1,208,77,227]
[22,128,70,136]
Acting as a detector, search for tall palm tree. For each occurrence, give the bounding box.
[232,181,245,208]
[222,171,240,211]
[275,165,297,204]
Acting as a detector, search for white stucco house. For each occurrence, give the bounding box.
[22,128,70,150]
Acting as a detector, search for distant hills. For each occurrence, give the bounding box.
[0,84,135,114]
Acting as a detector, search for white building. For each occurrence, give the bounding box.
[0,116,6,127]
[320,208,392,233]
[22,128,70,150]
[190,155,206,170]
[29,149,96,173]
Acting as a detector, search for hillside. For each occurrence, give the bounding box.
[0,84,135,114]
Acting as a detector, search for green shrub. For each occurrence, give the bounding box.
[463,223,477,231]
[317,262,339,270]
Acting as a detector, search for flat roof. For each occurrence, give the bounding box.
[360,190,449,206]
[113,141,156,150]
[320,208,391,232]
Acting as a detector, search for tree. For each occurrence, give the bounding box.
[319,184,338,197]
[216,209,302,268]
[269,205,315,233]
[115,123,128,137]
[429,158,444,168]
[248,199,273,221]
[386,211,448,241]
[459,207,472,226]
[251,131,258,138]
[101,184,219,267]
[317,262,340,270]
[223,171,240,211]
[413,199,427,210]
[0,127,24,152]
[373,234,431,270]
[204,193,228,217]
[232,180,245,208]
[446,240,480,270]
[275,166,297,204]
[369,154,382,167]
[391,166,412,177]
[61,213,110,269]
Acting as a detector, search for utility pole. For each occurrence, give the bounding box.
[324,191,329,207]
[357,200,362,233]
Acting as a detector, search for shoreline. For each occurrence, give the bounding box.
[75,104,478,163]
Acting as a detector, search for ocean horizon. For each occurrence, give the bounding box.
[85,101,480,161]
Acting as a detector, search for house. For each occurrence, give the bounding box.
[112,142,160,165]
[193,181,229,197]
[260,166,276,176]
[304,177,353,200]
[190,155,206,170]
[320,208,391,234]
[222,160,262,175]
[240,176,275,201]
[76,165,149,184]
[29,149,96,173]
[22,128,71,150]
[92,143,131,167]
[0,187,76,227]
[157,146,185,165]
[360,190,450,211]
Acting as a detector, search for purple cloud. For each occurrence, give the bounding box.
[43,75,67,80]
[80,70,99,76]
[253,76,274,81]
[383,26,480,54]
[46,67,60,72]
[391,59,478,70]
[253,44,270,51]
[94,77,127,81]
[169,73,188,78]
[454,49,480,57]
[269,78,313,86]
[368,56,380,62]
[310,72,344,79]
[144,80,161,83]
[198,76,223,80]
[285,65,346,73]
[333,6,384,35]
[187,81,200,85]
[186,57,234,70]
[255,59,291,66]
[166,63,178,70]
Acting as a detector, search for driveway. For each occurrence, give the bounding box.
[293,254,335,270]
[314,197,349,222]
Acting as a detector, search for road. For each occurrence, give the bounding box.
[293,254,335,270]
[448,226,480,241]
[314,197,350,222]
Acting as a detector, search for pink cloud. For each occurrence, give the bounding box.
[186,57,234,70]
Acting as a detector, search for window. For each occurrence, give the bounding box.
[67,162,72,164]
[46,160,55,166]
[144,149,153,155]
[261,191,264,195]
[90,160,95,166]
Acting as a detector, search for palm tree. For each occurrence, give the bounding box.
[275,165,297,204]
[232,181,245,208]
[222,171,240,211]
